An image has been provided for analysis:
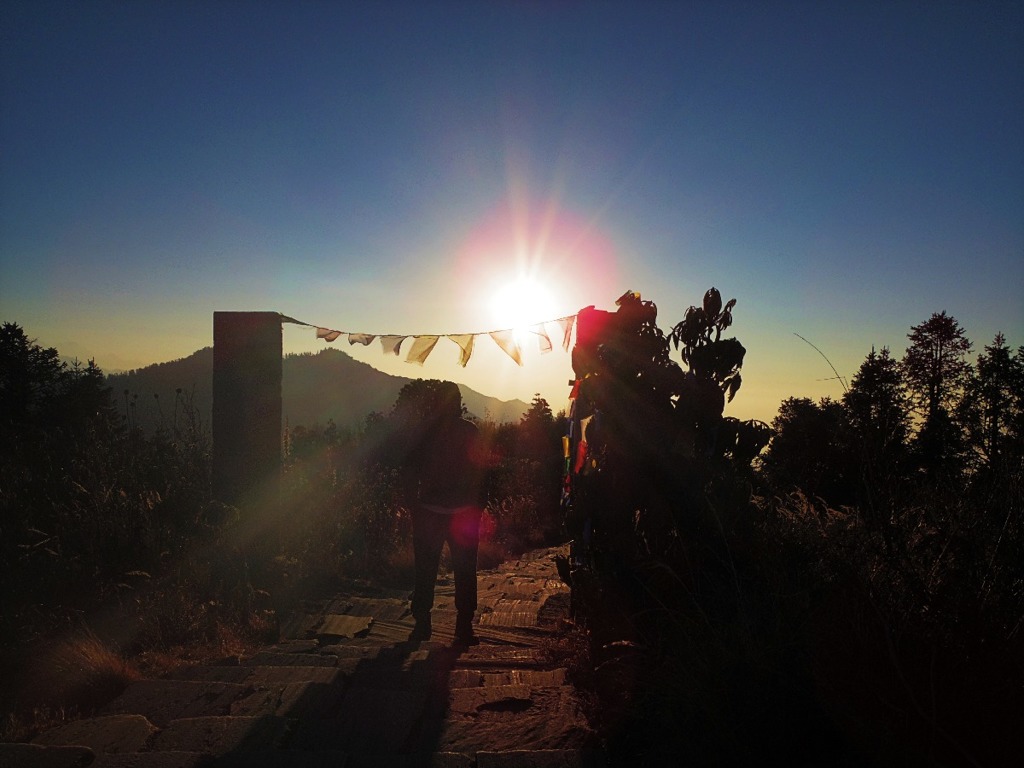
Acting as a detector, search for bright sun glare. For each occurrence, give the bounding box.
[490,276,558,335]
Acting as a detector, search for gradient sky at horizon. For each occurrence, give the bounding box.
[2,0,1022,423]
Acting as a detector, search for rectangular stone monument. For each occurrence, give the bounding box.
[212,311,282,506]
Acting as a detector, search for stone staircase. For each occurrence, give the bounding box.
[2,546,606,768]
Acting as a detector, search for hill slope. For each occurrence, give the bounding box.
[106,348,529,433]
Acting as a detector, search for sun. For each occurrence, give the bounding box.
[490,276,558,334]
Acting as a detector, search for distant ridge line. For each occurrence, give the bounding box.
[106,347,530,433]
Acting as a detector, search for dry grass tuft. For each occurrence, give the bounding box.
[29,630,140,715]
[1,628,140,741]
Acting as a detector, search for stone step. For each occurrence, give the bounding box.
[0,742,95,767]
[148,716,289,755]
[91,750,210,767]
[99,681,250,728]
[243,651,342,667]
[426,686,598,756]
[0,746,603,768]
[167,663,352,685]
[31,714,158,755]
[287,686,435,754]
[452,648,549,668]
[476,750,606,768]
[323,596,410,622]
[8,546,602,768]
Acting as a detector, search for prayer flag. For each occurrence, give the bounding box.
[406,335,440,365]
[489,330,524,366]
[531,323,553,354]
[380,335,406,356]
[316,328,344,342]
[557,315,576,351]
[448,334,475,367]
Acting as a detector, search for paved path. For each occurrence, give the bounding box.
[2,546,605,768]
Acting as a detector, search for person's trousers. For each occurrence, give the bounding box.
[411,505,482,622]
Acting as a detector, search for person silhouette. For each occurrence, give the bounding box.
[398,380,488,646]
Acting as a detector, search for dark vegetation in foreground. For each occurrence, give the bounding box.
[561,291,1022,768]
[1,288,1022,767]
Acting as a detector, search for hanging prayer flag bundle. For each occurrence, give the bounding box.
[283,313,577,368]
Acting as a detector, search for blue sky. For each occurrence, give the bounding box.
[2,0,1022,423]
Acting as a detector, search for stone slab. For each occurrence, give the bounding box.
[434,687,596,755]
[90,751,212,768]
[476,750,607,768]
[164,665,256,684]
[448,685,533,716]
[151,715,288,755]
[453,649,545,668]
[348,667,449,692]
[246,666,344,686]
[447,670,484,688]
[244,652,340,668]
[479,669,567,687]
[0,743,94,768]
[478,612,540,629]
[278,612,323,640]
[229,681,347,718]
[261,639,323,654]
[346,754,473,768]
[317,644,381,661]
[99,680,248,728]
[317,614,373,640]
[290,686,429,754]
[32,714,157,754]
[330,598,410,622]
[212,752,349,768]
[363,622,416,645]
[491,599,540,610]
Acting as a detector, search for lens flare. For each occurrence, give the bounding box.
[490,276,558,335]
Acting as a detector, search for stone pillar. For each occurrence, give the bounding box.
[212,311,282,506]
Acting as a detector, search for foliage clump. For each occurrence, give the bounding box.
[562,295,1022,767]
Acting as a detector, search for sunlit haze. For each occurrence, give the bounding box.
[2,1,1021,423]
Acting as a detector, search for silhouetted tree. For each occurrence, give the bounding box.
[517,394,557,457]
[902,311,972,478]
[759,396,853,505]
[841,346,911,517]
[958,333,1024,474]
[0,323,124,524]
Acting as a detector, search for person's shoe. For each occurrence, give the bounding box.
[408,618,432,642]
[453,615,479,647]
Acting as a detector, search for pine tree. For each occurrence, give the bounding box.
[959,333,1024,472]
[759,396,852,504]
[843,346,910,465]
[842,346,911,518]
[902,311,972,478]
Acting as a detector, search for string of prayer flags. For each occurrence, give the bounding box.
[287,312,577,369]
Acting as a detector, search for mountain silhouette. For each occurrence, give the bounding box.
[106,347,529,433]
